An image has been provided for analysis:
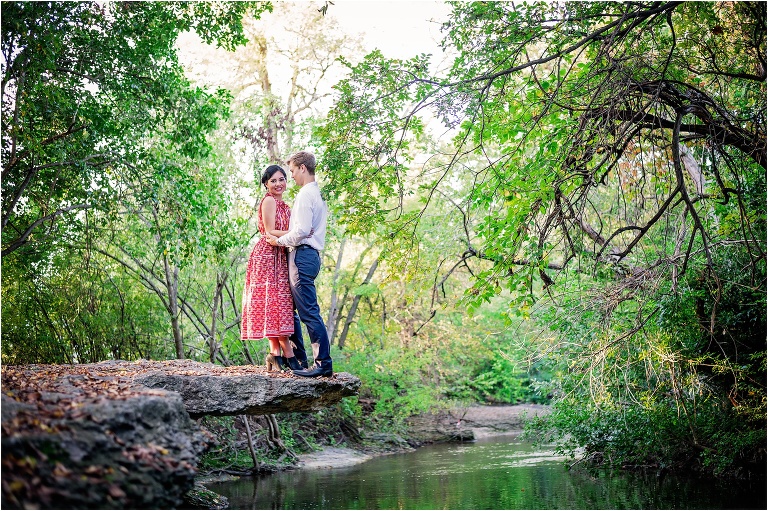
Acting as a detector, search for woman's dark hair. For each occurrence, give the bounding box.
[261,165,287,188]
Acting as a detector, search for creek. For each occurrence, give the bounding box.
[205,433,765,509]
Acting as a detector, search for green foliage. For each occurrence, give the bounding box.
[318,51,431,239]
[1,1,268,362]
[1,1,269,256]
[526,246,766,476]
[336,346,444,424]
[531,384,766,477]
[460,355,548,405]
[1,238,172,364]
[2,0,764,482]
[197,416,269,473]
[328,284,548,427]
[316,0,766,479]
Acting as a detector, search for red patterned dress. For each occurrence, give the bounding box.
[241,194,294,340]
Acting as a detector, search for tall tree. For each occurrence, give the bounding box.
[179,2,360,165]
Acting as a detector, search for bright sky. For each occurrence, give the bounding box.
[175,1,454,186]
[176,1,452,93]
[330,0,451,60]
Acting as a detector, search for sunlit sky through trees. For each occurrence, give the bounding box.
[177,1,450,104]
[175,0,452,192]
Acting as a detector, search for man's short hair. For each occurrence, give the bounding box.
[286,151,316,175]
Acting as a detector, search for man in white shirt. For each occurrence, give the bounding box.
[266,151,332,377]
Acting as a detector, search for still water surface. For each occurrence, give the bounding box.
[206,434,765,509]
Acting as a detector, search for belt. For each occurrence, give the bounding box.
[290,244,317,252]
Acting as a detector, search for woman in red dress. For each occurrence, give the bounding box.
[241,165,302,371]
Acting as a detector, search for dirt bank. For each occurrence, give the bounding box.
[297,404,549,470]
[299,447,375,469]
[452,403,550,438]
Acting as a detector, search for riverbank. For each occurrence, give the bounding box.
[193,404,554,507]
[297,404,549,470]
[196,403,549,487]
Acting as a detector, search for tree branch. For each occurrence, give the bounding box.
[2,203,92,256]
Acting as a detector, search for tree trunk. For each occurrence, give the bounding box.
[208,273,226,363]
[163,255,184,359]
[395,279,414,350]
[327,238,346,344]
[379,295,387,349]
[337,258,378,350]
[253,34,281,163]
[240,415,260,470]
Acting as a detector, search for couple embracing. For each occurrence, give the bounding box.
[240,151,332,378]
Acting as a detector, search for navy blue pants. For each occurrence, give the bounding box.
[289,312,308,368]
[288,246,332,370]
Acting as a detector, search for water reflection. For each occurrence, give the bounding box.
[206,434,766,510]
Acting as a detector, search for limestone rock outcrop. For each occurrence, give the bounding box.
[1,371,205,509]
[132,360,361,417]
[1,359,361,509]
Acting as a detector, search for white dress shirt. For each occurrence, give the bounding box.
[278,181,327,251]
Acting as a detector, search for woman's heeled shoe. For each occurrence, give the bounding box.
[265,353,286,372]
[284,356,303,371]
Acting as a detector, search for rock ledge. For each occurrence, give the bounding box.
[1,359,360,509]
[131,359,361,416]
